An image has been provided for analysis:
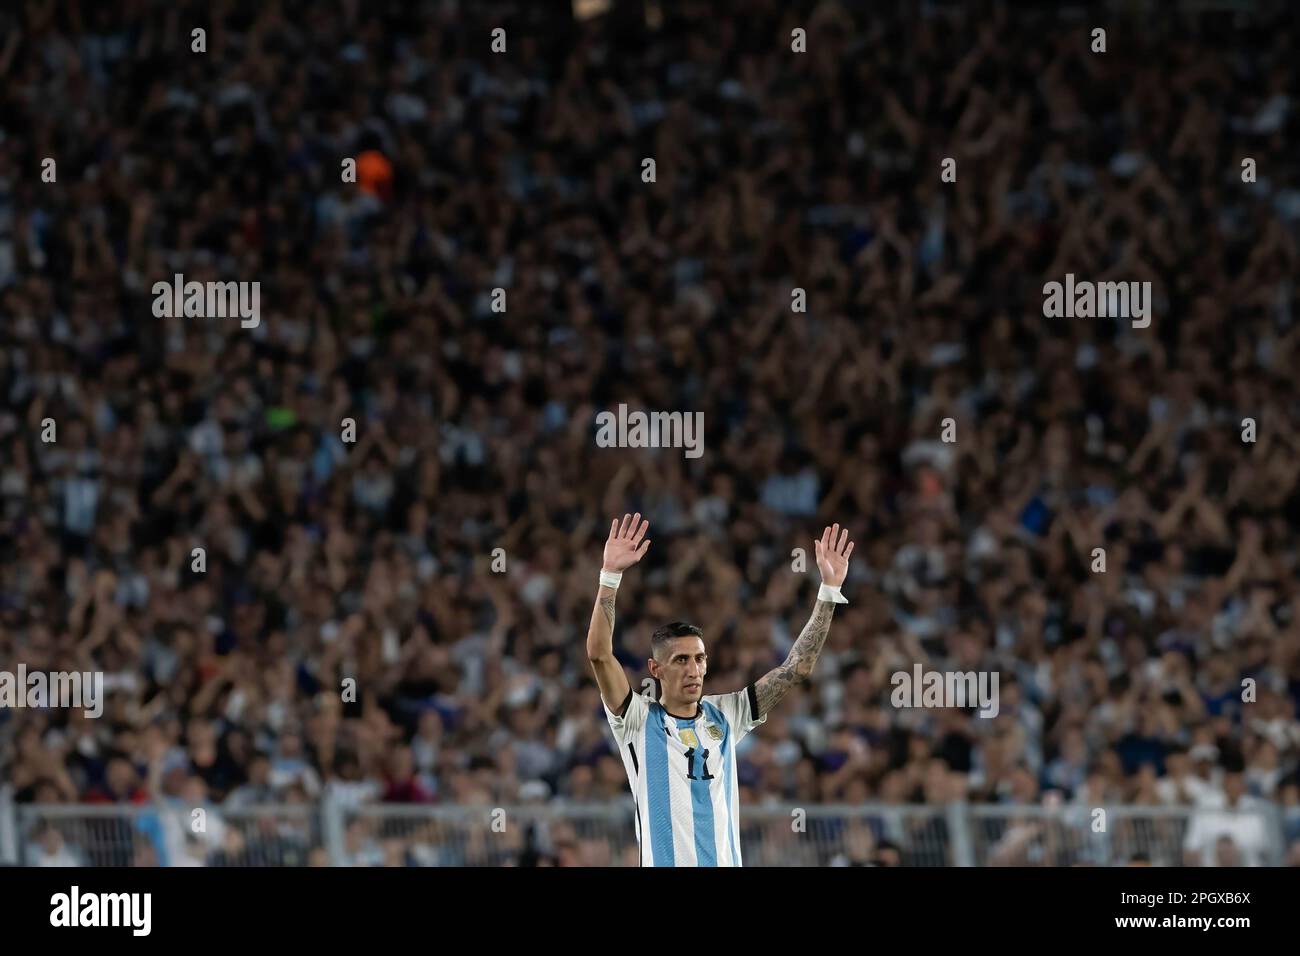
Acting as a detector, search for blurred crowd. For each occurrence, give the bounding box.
[3,0,1300,865]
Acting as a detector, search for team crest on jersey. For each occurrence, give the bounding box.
[705,723,723,741]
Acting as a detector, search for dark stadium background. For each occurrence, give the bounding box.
[1,0,1299,866]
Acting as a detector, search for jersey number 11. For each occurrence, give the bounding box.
[684,747,714,780]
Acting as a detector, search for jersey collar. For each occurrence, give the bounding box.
[659,698,702,721]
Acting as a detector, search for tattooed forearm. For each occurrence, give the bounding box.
[784,599,836,678]
[598,593,616,629]
[587,585,619,660]
[754,599,835,716]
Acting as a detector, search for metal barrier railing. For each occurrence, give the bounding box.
[2,787,1292,867]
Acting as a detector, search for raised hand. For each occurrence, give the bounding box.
[815,523,854,587]
[603,513,651,573]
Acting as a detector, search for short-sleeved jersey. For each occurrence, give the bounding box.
[603,685,767,866]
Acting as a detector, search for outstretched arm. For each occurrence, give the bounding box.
[754,524,854,717]
[587,513,651,714]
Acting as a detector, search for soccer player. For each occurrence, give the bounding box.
[587,512,854,866]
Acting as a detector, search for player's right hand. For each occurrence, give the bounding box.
[603,513,651,572]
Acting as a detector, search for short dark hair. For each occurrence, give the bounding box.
[651,622,704,661]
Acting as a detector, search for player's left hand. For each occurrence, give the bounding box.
[815,523,853,587]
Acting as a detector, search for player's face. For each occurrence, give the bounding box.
[653,636,707,702]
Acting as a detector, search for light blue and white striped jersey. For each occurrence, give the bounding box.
[603,685,767,867]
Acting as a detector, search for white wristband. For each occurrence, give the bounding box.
[818,583,849,604]
[599,569,623,590]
